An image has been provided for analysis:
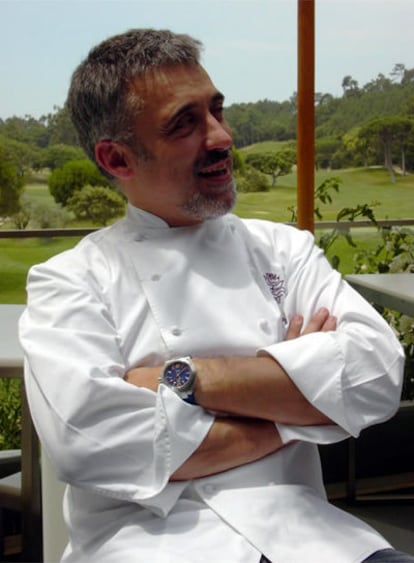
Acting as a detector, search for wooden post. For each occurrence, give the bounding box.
[297,0,315,232]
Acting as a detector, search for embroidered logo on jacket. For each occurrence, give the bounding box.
[263,272,287,303]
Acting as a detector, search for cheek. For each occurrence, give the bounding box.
[154,138,203,181]
[163,155,197,182]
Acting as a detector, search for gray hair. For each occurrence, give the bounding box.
[67,29,203,172]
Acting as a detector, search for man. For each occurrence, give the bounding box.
[19,29,411,562]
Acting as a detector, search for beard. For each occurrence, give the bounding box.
[181,178,237,222]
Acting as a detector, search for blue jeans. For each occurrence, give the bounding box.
[260,549,414,562]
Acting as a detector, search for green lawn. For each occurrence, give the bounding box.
[1,166,413,303]
[0,238,83,303]
[234,167,414,221]
[24,182,56,204]
[240,140,294,156]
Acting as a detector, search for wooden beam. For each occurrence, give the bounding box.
[297,0,315,232]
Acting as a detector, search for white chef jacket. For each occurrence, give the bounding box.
[19,204,404,563]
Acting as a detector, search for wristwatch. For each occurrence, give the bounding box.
[159,356,197,404]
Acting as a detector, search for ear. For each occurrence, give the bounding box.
[95,140,136,179]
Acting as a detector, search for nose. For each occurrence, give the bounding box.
[205,113,233,151]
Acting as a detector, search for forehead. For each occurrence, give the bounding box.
[130,64,222,118]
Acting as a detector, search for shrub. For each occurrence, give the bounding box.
[30,201,70,229]
[0,378,22,450]
[67,185,126,226]
[0,147,25,217]
[354,227,414,400]
[234,167,270,193]
[48,159,111,206]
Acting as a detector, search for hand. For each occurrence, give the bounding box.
[124,307,337,394]
[124,365,159,392]
[286,307,336,340]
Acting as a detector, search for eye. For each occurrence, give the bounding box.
[211,105,224,122]
[172,113,196,135]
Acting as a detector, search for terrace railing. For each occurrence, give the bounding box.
[0,219,414,239]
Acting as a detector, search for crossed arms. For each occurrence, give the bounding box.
[125,308,336,481]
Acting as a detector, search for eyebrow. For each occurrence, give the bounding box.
[161,91,225,131]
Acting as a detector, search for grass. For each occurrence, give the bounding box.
[234,167,414,221]
[1,166,414,303]
[24,182,56,205]
[240,140,294,156]
[0,238,83,303]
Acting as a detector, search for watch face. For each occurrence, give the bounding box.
[164,362,191,389]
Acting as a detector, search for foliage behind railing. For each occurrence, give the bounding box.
[0,377,22,449]
[354,226,414,400]
[289,176,414,401]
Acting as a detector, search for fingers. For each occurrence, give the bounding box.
[301,307,330,336]
[321,313,337,332]
[286,314,304,340]
[286,308,337,340]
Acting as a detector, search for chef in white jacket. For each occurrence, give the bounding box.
[19,29,412,563]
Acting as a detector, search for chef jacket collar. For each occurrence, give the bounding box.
[126,203,171,231]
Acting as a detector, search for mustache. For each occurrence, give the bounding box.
[195,149,231,171]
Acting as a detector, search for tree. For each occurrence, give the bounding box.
[67,185,126,226]
[12,196,32,229]
[401,67,414,87]
[245,150,296,186]
[359,117,414,182]
[0,135,42,174]
[0,114,49,147]
[341,75,360,97]
[390,63,406,84]
[45,105,79,146]
[234,167,269,193]
[232,147,246,174]
[35,144,85,171]
[343,127,380,169]
[362,73,392,93]
[0,147,25,216]
[30,201,70,229]
[315,138,342,169]
[48,159,111,206]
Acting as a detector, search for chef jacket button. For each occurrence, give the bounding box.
[135,234,146,242]
[151,274,161,282]
[203,484,217,495]
[259,319,270,333]
[171,326,182,336]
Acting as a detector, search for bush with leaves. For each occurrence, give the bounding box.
[288,176,379,270]
[288,177,413,400]
[35,143,86,171]
[30,201,70,229]
[48,159,111,206]
[0,146,25,217]
[234,167,270,193]
[245,150,296,187]
[0,378,22,450]
[67,185,126,226]
[354,226,414,275]
[232,147,246,174]
[354,226,414,400]
[292,179,413,400]
[12,200,32,229]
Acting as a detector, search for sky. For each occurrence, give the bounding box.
[1,0,413,120]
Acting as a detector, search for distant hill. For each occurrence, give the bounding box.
[1,64,414,176]
[225,64,414,148]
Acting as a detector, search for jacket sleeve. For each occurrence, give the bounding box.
[257,225,405,443]
[19,246,214,515]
